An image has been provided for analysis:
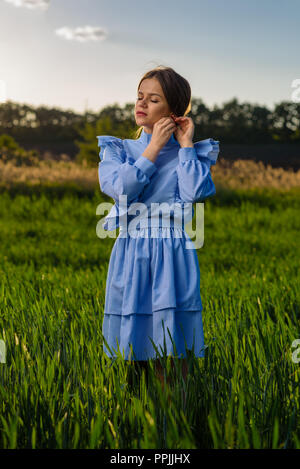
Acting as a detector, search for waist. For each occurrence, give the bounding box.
[119,215,185,234]
[119,202,193,233]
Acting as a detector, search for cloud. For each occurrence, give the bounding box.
[55,25,108,43]
[4,0,50,9]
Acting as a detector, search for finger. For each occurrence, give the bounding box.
[180,121,189,129]
[175,122,188,131]
[177,121,191,130]
[160,116,174,123]
[165,117,176,125]
[166,120,177,128]
[162,120,177,129]
[155,117,167,126]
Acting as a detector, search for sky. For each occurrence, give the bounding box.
[0,0,300,114]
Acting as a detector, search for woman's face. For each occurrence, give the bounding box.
[135,78,172,134]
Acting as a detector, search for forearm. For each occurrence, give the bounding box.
[141,142,161,163]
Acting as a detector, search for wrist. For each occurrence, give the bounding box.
[142,141,161,163]
[180,141,194,148]
[148,141,162,155]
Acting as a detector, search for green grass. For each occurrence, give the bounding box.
[0,185,299,448]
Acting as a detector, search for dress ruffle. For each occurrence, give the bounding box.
[97,135,124,161]
[102,308,206,360]
[193,138,220,165]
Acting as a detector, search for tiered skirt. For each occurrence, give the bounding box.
[101,226,206,361]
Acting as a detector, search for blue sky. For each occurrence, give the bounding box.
[0,0,299,113]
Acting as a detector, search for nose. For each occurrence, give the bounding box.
[138,98,147,107]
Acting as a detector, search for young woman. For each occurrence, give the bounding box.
[97,66,219,391]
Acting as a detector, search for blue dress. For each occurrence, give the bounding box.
[97,128,219,361]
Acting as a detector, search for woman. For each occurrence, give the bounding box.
[97,66,219,392]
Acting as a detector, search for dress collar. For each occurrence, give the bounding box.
[138,127,178,147]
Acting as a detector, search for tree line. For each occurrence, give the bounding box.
[0,97,300,166]
[1,97,300,143]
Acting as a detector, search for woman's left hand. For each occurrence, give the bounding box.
[171,114,194,147]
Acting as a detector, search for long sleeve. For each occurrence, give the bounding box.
[97,136,157,204]
[176,138,219,203]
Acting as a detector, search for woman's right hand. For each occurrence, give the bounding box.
[150,117,177,150]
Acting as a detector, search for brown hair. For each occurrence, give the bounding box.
[133,65,192,140]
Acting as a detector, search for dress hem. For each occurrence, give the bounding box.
[104,304,203,316]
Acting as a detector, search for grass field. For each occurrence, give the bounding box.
[0,184,299,448]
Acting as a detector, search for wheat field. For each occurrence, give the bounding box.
[0,157,299,448]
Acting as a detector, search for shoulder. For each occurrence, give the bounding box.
[193,138,220,165]
[96,135,124,161]
[97,135,124,149]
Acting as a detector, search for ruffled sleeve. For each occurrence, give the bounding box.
[97,135,158,230]
[176,138,219,203]
[97,135,157,201]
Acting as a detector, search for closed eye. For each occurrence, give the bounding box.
[137,98,159,103]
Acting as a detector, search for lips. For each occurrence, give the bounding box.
[136,111,147,116]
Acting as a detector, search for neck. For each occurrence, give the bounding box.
[142,124,153,134]
[143,125,153,135]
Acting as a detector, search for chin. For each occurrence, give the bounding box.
[136,119,145,128]
[136,115,147,122]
